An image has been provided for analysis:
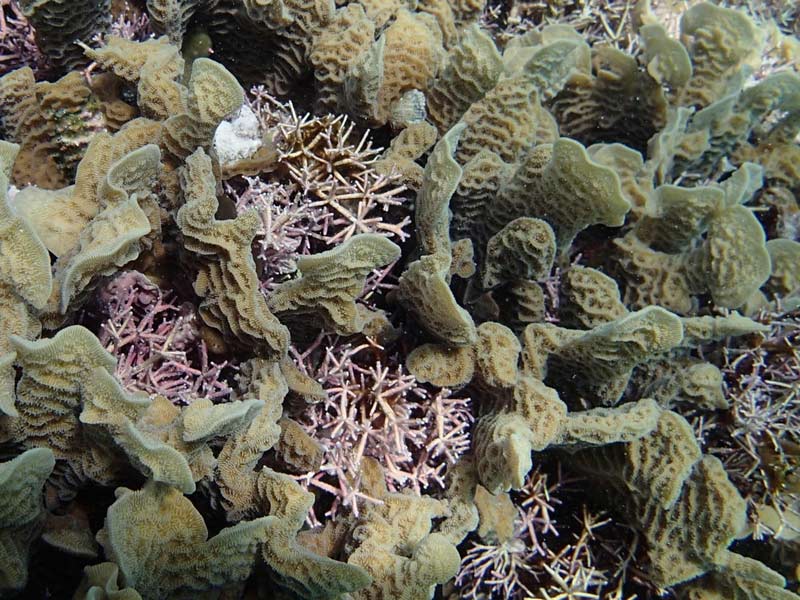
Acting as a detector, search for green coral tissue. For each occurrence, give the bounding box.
[0,0,799,599]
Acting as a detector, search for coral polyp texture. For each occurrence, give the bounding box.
[1,0,800,598]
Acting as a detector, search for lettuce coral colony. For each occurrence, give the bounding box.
[0,0,799,598]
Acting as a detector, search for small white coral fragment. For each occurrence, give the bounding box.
[213,104,264,166]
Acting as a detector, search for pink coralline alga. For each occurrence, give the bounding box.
[456,468,564,599]
[89,271,233,404]
[699,305,800,537]
[0,0,49,76]
[456,466,651,600]
[290,333,472,521]
[228,88,411,298]
[106,6,151,41]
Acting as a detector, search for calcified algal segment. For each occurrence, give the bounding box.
[0,0,798,599]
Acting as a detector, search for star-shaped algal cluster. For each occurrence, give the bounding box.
[290,333,473,522]
[228,88,411,296]
[87,271,234,405]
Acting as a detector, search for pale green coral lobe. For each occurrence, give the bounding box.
[0,1,798,599]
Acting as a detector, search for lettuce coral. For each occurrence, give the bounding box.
[574,410,798,598]
[47,145,160,318]
[177,147,290,356]
[0,447,55,594]
[0,68,104,188]
[341,457,461,599]
[97,480,271,599]
[257,468,373,598]
[18,0,110,72]
[0,0,798,599]
[8,326,121,485]
[0,140,51,417]
[267,233,401,335]
[72,562,142,600]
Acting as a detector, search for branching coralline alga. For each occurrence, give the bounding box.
[87,270,234,404]
[0,0,49,75]
[0,0,799,599]
[292,333,473,522]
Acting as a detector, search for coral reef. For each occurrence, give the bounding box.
[0,0,799,599]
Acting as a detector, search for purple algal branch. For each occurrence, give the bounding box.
[0,0,48,73]
[699,306,800,536]
[108,8,151,41]
[93,272,233,404]
[359,260,401,301]
[233,88,411,298]
[456,468,566,599]
[290,334,473,518]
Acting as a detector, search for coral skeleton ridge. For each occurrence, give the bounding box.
[0,0,799,598]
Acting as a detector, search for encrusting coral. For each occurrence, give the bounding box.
[0,0,799,598]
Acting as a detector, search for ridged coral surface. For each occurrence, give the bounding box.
[0,0,799,599]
